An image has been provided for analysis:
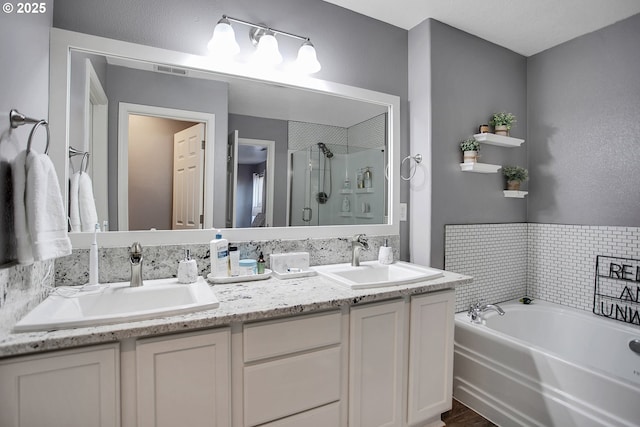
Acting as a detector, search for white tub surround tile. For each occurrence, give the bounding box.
[445,223,640,315]
[445,224,527,313]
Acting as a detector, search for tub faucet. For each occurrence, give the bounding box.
[351,234,369,266]
[468,302,505,323]
[129,242,144,287]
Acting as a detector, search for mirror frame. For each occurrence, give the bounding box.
[49,28,400,248]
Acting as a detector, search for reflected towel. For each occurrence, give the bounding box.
[78,172,98,232]
[69,171,81,232]
[25,151,72,261]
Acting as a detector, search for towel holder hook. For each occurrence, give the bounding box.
[10,109,50,154]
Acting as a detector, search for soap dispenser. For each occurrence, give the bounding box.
[342,196,350,212]
[178,249,198,284]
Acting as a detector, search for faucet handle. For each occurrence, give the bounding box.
[130,242,143,263]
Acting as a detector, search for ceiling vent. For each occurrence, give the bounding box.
[155,65,188,76]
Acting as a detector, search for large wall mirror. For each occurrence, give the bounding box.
[49,29,400,248]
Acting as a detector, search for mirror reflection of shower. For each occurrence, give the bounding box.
[288,114,387,227]
[316,142,333,204]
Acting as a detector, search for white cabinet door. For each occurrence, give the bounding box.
[0,343,120,427]
[136,328,231,427]
[349,299,405,427]
[407,290,455,426]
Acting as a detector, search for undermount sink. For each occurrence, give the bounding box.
[13,277,219,332]
[312,261,444,289]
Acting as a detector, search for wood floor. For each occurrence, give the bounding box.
[441,399,497,427]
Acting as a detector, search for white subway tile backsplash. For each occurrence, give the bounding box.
[445,223,640,314]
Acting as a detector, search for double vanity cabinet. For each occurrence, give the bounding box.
[0,280,459,427]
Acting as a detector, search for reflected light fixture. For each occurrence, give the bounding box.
[208,15,321,74]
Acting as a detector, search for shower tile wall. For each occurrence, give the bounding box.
[528,224,640,312]
[445,223,640,313]
[445,223,528,313]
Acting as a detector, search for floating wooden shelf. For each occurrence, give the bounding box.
[503,190,528,198]
[459,163,501,173]
[473,133,524,147]
[339,189,353,194]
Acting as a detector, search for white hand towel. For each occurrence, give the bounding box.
[25,151,72,261]
[78,172,98,232]
[69,171,81,232]
[11,150,33,264]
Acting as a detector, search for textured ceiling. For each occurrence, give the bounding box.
[323,0,640,56]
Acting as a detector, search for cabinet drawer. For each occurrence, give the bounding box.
[244,346,341,426]
[243,310,341,362]
[260,402,341,427]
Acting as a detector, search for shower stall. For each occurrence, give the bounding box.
[289,143,386,226]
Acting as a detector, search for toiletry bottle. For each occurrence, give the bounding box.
[178,249,198,284]
[363,167,372,188]
[228,246,240,277]
[342,196,350,212]
[88,223,100,287]
[257,252,266,274]
[210,230,229,278]
[356,169,364,188]
[378,238,393,265]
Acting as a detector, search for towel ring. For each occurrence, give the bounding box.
[26,120,50,154]
[400,154,422,181]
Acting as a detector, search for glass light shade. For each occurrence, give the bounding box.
[252,33,283,66]
[294,41,321,74]
[207,20,240,57]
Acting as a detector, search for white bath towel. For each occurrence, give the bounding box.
[11,150,33,264]
[69,171,81,232]
[78,172,98,232]
[24,151,72,261]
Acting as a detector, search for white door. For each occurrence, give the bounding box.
[172,123,205,230]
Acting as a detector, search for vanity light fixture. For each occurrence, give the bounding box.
[208,15,321,74]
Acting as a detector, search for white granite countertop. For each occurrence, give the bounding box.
[0,270,471,358]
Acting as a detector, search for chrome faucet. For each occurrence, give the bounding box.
[468,302,505,323]
[129,242,144,287]
[351,234,369,266]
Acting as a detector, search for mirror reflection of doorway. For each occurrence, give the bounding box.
[117,103,216,231]
[128,115,202,230]
[226,132,275,228]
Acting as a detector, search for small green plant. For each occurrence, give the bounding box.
[502,165,528,182]
[490,112,517,129]
[460,137,479,152]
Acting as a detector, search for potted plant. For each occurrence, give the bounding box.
[460,137,479,163]
[489,112,516,136]
[502,165,528,190]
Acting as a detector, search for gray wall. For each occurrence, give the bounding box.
[229,114,288,227]
[53,0,410,259]
[105,64,228,229]
[411,20,528,268]
[527,13,640,226]
[0,3,53,265]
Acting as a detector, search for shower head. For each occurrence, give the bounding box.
[317,142,334,158]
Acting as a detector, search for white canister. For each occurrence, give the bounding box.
[378,246,393,265]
